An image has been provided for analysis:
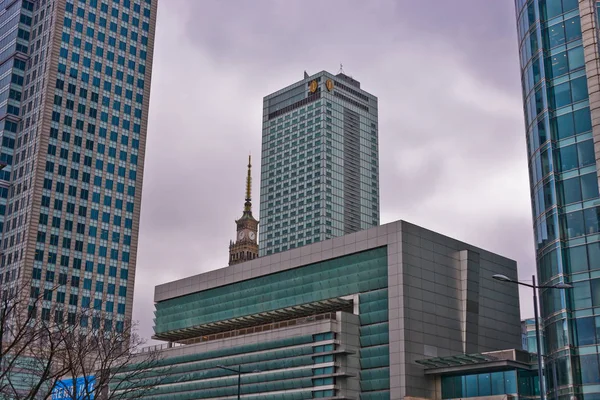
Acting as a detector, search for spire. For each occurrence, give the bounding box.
[244,154,252,213]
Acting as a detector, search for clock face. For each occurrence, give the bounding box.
[238,231,245,240]
[249,231,256,240]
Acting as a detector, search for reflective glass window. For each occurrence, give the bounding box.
[562,210,585,238]
[565,17,582,42]
[579,354,600,384]
[552,81,571,108]
[581,173,599,200]
[578,140,595,167]
[571,76,588,103]
[556,144,578,171]
[575,317,596,345]
[568,47,585,71]
[574,107,592,134]
[566,245,588,273]
[554,113,574,140]
[584,207,600,235]
[559,176,581,204]
[571,281,592,309]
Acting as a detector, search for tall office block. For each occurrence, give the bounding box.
[259,71,379,256]
[0,0,157,332]
[515,0,600,397]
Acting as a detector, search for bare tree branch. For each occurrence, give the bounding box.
[1,281,167,399]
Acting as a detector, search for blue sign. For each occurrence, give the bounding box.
[52,376,96,400]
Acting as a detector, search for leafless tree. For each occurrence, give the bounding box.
[0,279,69,399]
[52,312,167,400]
[0,281,167,399]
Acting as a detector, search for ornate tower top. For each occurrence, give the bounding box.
[229,154,259,266]
[244,154,253,214]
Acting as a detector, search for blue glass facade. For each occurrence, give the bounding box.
[0,0,157,333]
[259,71,379,256]
[515,0,600,398]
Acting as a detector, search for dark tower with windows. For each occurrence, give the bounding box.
[229,155,259,265]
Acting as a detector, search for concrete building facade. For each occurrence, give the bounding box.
[120,220,522,400]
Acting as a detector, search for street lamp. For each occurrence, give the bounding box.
[216,365,260,400]
[492,274,572,400]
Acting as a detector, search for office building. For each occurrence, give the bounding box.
[0,0,158,332]
[119,220,522,399]
[515,0,600,397]
[521,318,543,355]
[259,70,379,256]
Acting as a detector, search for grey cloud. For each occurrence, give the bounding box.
[133,0,534,342]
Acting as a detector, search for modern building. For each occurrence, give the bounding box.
[229,155,259,265]
[0,0,158,332]
[418,349,541,400]
[259,70,379,256]
[515,0,600,398]
[521,318,543,355]
[119,220,522,399]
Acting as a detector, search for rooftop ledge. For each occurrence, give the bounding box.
[153,297,353,342]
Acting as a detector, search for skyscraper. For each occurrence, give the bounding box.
[259,71,379,256]
[0,0,157,333]
[515,0,600,396]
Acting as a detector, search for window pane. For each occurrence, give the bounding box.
[584,207,600,235]
[543,0,563,19]
[588,242,600,271]
[562,210,585,238]
[562,0,578,14]
[581,173,599,201]
[491,372,505,395]
[554,112,574,139]
[566,245,588,273]
[592,278,600,307]
[572,281,592,309]
[568,47,585,71]
[578,140,595,167]
[505,370,517,394]
[564,17,581,42]
[576,317,596,345]
[571,76,588,103]
[556,144,578,171]
[579,354,600,384]
[548,51,569,77]
[478,373,491,397]
[552,81,571,108]
[574,107,592,134]
[547,23,566,48]
[465,375,478,397]
[559,177,581,204]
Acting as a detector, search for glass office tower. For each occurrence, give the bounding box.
[515,0,600,398]
[259,71,379,256]
[0,0,157,332]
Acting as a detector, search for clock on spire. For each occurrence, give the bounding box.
[229,155,259,265]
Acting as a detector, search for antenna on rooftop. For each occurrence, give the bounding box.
[338,63,345,74]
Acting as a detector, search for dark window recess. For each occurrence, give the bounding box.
[334,80,369,102]
[268,90,321,120]
[342,107,362,234]
[334,91,369,112]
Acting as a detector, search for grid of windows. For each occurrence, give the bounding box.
[0,0,155,334]
[259,71,379,256]
[516,0,600,397]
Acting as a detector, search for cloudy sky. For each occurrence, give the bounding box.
[133,0,533,341]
